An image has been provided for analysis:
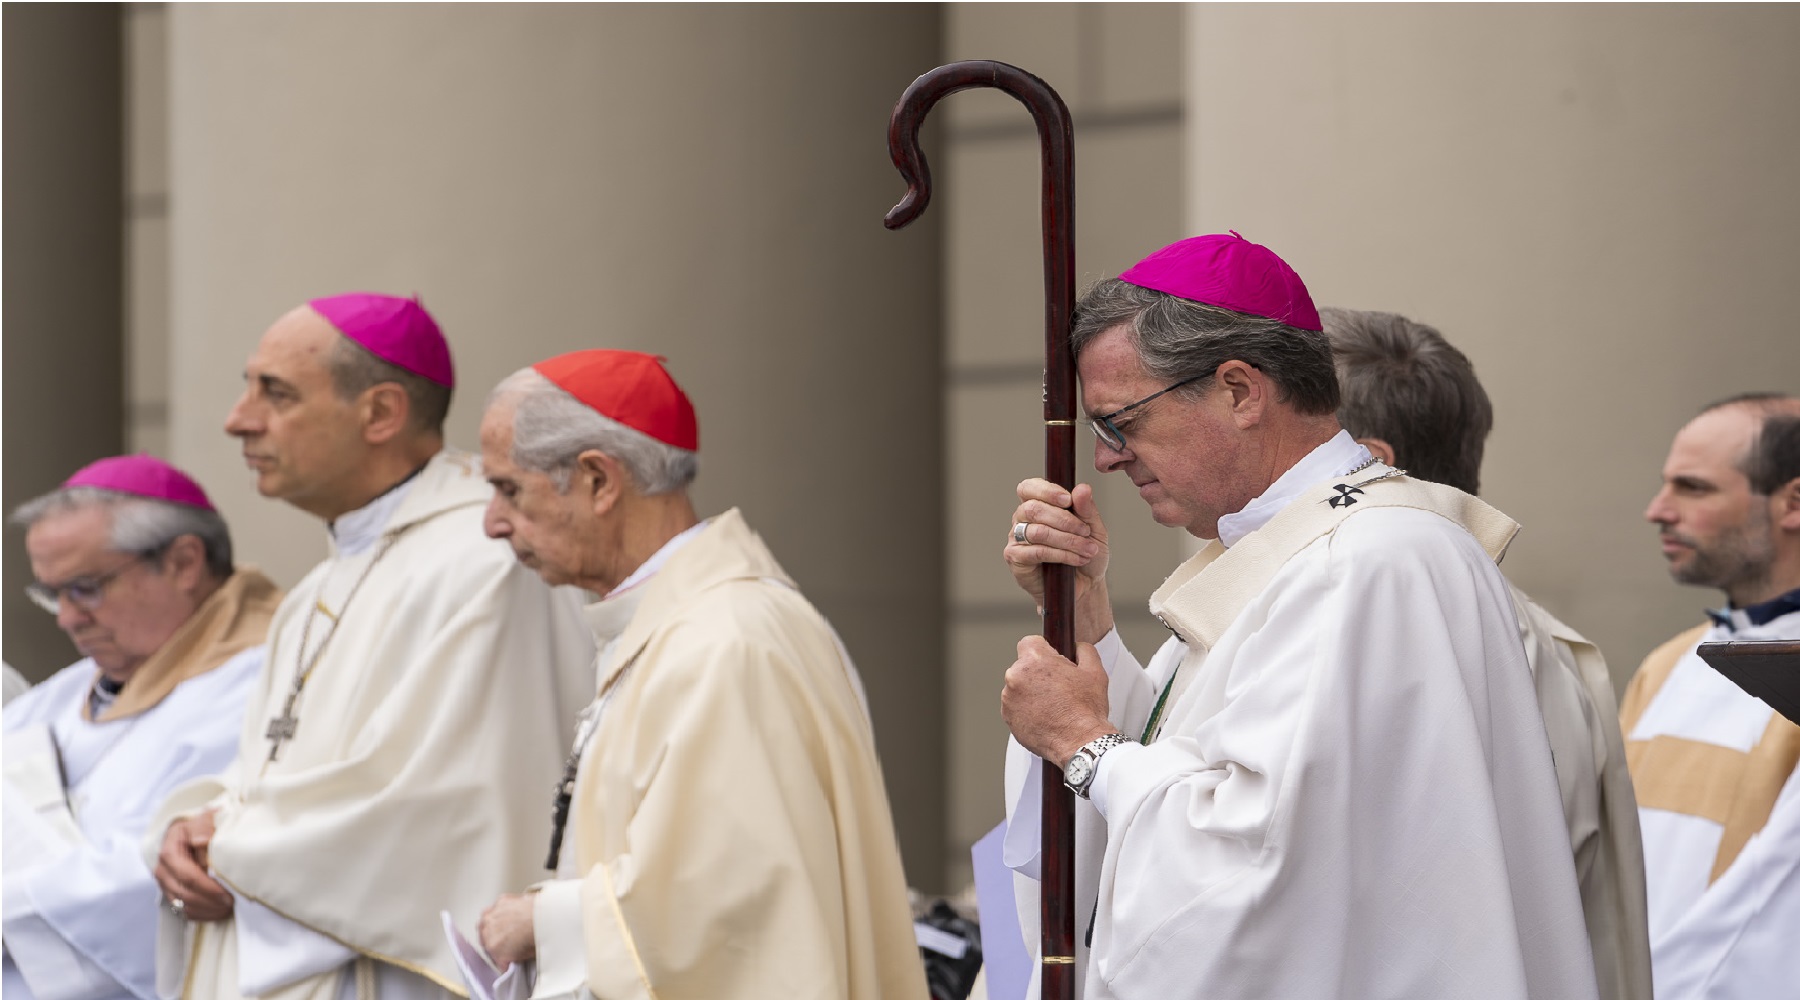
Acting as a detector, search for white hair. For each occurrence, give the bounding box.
[488,368,697,495]
[9,486,234,578]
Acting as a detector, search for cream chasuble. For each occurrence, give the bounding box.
[4,571,278,1000]
[1004,447,1597,999]
[143,450,595,1000]
[1507,586,1651,1000]
[530,509,924,1000]
[1620,605,1800,999]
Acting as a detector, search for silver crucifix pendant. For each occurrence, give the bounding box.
[266,693,300,762]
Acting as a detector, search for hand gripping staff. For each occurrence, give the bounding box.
[884,60,1079,999]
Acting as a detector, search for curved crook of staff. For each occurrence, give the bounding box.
[884,59,1079,999]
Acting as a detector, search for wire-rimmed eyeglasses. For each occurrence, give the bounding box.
[1088,375,1204,452]
[25,552,158,616]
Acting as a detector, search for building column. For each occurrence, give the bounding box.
[2,5,125,680]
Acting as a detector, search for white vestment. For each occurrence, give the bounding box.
[1622,604,1800,999]
[144,451,594,1000]
[1508,586,1651,1000]
[3,663,30,705]
[1004,435,1597,999]
[3,648,263,1000]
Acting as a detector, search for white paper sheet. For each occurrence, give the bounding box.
[440,912,529,1000]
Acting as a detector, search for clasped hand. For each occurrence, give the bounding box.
[1003,636,1118,769]
[152,809,234,922]
[1002,479,1116,643]
[480,893,537,969]
[1002,479,1120,766]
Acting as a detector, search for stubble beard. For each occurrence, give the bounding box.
[1671,504,1775,602]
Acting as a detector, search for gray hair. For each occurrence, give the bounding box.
[327,337,453,434]
[488,368,697,495]
[1319,307,1492,495]
[9,487,234,578]
[1069,279,1340,416]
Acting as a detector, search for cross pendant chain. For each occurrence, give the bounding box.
[264,607,333,765]
[259,533,403,768]
[265,691,301,762]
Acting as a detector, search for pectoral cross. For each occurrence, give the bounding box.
[266,691,300,762]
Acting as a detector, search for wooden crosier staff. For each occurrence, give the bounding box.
[884,60,1079,998]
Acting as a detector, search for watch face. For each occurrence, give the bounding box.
[1065,754,1094,788]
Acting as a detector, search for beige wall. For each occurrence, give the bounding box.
[941,2,1187,890]
[159,2,949,887]
[1188,4,1800,689]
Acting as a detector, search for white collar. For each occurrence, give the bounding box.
[583,520,709,647]
[606,519,708,599]
[1215,430,1373,549]
[328,475,418,557]
[1708,604,1800,640]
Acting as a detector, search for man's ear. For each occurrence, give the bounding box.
[1218,360,1266,429]
[1356,437,1397,467]
[361,383,411,445]
[1772,476,1800,532]
[162,534,212,593]
[576,449,629,518]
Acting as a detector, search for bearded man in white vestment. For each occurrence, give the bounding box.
[472,349,927,1000]
[1622,394,1800,999]
[998,234,1598,1000]
[5,456,277,1000]
[1320,306,1651,1000]
[146,294,593,1000]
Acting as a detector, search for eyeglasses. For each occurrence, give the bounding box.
[1088,375,1205,452]
[25,553,157,616]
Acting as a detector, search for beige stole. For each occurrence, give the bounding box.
[90,568,283,722]
[1145,465,1520,729]
[1620,624,1800,882]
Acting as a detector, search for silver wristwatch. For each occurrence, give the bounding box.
[1063,732,1135,799]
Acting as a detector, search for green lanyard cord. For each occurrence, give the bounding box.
[1139,668,1179,744]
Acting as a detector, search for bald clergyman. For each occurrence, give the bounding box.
[1622,395,1800,998]
[146,293,594,1000]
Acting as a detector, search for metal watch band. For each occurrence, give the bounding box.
[1065,732,1136,798]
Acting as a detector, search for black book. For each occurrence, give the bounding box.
[1697,640,1800,726]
